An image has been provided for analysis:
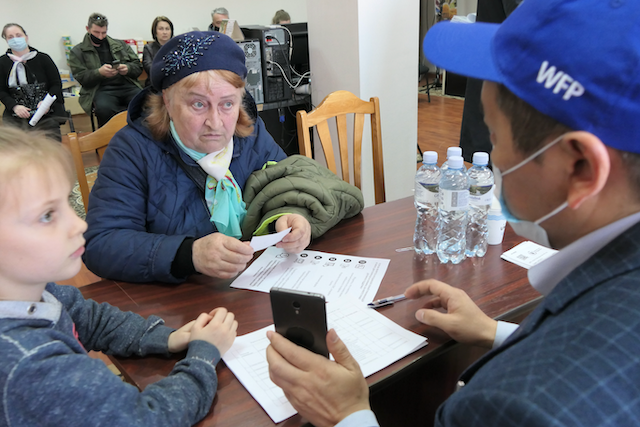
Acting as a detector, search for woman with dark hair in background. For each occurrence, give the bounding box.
[142,16,173,86]
[0,23,65,141]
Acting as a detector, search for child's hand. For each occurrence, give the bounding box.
[168,308,238,355]
[191,307,238,356]
[168,319,198,353]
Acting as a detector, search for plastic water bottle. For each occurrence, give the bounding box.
[436,156,469,264]
[440,146,464,171]
[466,152,494,257]
[413,151,441,255]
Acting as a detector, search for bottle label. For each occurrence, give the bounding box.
[469,185,494,206]
[418,183,439,204]
[440,189,469,211]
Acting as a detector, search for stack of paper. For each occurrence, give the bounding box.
[223,295,427,423]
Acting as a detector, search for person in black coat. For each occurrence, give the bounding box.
[142,16,173,87]
[458,0,521,162]
[0,23,65,141]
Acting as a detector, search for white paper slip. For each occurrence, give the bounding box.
[250,227,291,251]
[231,247,390,304]
[501,241,558,269]
[29,93,56,126]
[222,295,427,423]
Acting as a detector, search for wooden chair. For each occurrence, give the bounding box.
[296,90,386,204]
[67,110,128,210]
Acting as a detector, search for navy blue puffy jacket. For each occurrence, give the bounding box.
[83,89,286,283]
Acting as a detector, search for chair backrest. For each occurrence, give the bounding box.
[67,110,128,210]
[296,90,385,204]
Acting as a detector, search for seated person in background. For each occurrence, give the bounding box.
[0,126,237,427]
[68,13,142,127]
[267,0,640,426]
[272,10,291,25]
[0,23,65,141]
[143,16,173,87]
[83,31,312,284]
[208,7,229,31]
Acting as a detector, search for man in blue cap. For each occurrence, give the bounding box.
[266,0,640,425]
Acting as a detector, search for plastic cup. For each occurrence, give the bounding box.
[487,208,507,245]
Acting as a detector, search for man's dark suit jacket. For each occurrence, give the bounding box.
[436,221,640,426]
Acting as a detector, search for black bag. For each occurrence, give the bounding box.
[9,82,48,115]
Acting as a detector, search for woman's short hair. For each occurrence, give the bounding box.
[144,70,254,142]
[2,23,27,39]
[272,10,291,25]
[0,126,74,204]
[151,16,174,42]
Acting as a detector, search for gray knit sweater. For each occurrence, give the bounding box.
[0,282,221,426]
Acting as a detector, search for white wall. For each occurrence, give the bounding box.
[2,0,308,71]
[307,0,419,206]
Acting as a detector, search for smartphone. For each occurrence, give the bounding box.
[111,59,121,68]
[270,287,329,358]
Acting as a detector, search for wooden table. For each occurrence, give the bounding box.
[80,197,541,427]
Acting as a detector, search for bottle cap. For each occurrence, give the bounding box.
[448,155,464,169]
[423,151,438,164]
[472,152,489,166]
[446,146,462,159]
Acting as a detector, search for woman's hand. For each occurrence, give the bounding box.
[168,308,238,356]
[192,232,254,279]
[13,105,30,118]
[275,214,311,254]
[36,100,50,115]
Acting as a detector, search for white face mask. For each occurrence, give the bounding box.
[493,134,568,247]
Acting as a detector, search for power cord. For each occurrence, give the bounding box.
[266,60,311,90]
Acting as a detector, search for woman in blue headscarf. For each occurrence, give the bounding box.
[83,31,312,284]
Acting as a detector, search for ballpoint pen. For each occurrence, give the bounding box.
[367,294,407,308]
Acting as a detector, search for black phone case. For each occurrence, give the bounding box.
[270,287,329,358]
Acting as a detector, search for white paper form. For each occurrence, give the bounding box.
[501,241,558,269]
[231,247,390,303]
[223,295,427,423]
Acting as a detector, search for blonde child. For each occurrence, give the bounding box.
[0,126,236,426]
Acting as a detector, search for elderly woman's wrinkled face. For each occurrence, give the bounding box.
[163,72,243,153]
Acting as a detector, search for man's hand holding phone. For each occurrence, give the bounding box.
[112,60,129,75]
[266,328,370,427]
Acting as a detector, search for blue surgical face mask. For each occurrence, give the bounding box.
[7,37,27,52]
[493,134,568,247]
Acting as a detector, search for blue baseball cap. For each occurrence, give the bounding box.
[151,31,247,90]
[423,0,640,154]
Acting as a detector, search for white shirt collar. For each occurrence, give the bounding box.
[0,290,62,322]
[528,211,640,296]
